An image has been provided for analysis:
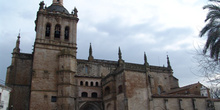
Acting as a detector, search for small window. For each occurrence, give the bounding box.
[64,26,69,40]
[148,75,151,84]
[96,82,99,86]
[91,82,93,86]
[44,95,48,99]
[118,85,123,94]
[80,81,83,86]
[45,23,51,37]
[192,99,196,110]
[157,86,163,95]
[91,92,97,98]
[81,92,88,97]
[85,81,88,86]
[105,86,110,95]
[85,66,88,74]
[51,96,57,102]
[54,24,61,39]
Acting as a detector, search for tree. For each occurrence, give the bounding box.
[209,86,220,99]
[200,0,220,62]
[194,48,220,85]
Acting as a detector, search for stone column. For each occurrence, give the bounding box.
[57,49,77,110]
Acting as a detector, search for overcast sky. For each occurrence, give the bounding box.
[0,0,209,86]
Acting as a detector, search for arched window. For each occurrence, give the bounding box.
[54,24,61,38]
[45,23,51,37]
[91,92,97,98]
[148,75,151,84]
[85,81,88,86]
[64,26,69,40]
[105,86,110,95]
[80,81,83,86]
[118,85,123,94]
[85,66,88,74]
[96,82,99,86]
[81,92,88,97]
[157,86,163,95]
[91,82,93,86]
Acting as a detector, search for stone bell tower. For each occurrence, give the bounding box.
[29,0,79,109]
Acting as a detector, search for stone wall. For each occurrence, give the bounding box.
[115,72,126,110]
[76,77,102,100]
[124,70,148,110]
[149,71,177,94]
[77,59,117,77]
[6,53,32,110]
[30,47,60,110]
[214,100,220,110]
[152,97,207,110]
[11,86,31,110]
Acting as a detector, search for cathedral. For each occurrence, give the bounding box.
[6,0,214,110]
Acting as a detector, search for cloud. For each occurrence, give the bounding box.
[0,0,209,86]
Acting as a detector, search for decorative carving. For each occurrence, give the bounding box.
[43,70,49,79]
[55,16,60,22]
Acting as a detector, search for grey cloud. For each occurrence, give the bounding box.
[0,0,207,87]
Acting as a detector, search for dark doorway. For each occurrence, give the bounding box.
[79,103,100,110]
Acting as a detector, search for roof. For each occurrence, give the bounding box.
[46,4,69,14]
[77,59,172,73]
[166,82,205,94]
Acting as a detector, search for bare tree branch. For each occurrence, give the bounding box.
[194,47,220,85]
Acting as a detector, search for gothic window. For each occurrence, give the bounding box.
[54,24,61,39]
[85,81,88,86]
[105,86,110,95]
[164,99,168,110]
[81,92,88,97]
[91,82,93,86]
[91,92,97,98]
[85,66,88,74]
[157,86,163,95]
[45,23,51,37]
[192,99,196,110]
[64,26,69,40]
[80,81,83,86]
[96,82,99,86]
[148,75,151,84]
[179,99,183,110]
[118,85,123,94]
